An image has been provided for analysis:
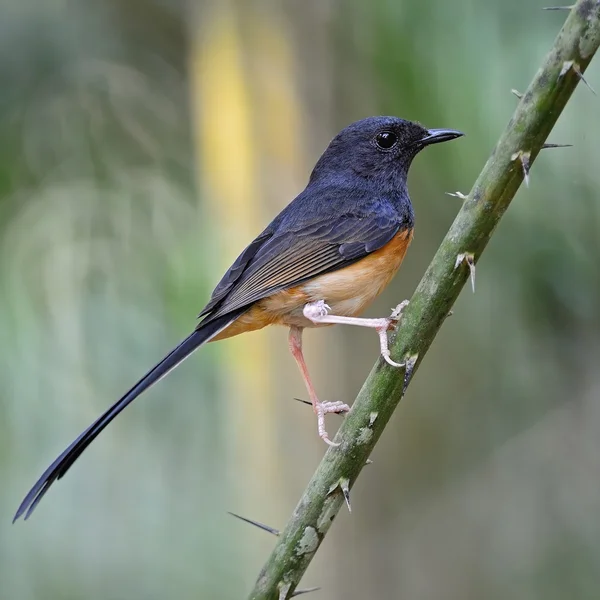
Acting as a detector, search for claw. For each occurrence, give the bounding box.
[377,326,405,368]
[322,436,339,447]
[381,349,405,368]
[390,300,409,320]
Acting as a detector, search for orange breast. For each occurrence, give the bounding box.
[212,227,413,340]
[296,227,413,318]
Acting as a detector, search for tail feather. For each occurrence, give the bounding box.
[14,311,240,522]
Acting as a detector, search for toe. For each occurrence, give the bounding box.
[390,300,410,320]
[321,401,350,414]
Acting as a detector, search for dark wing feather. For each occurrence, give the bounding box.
[199,229,274,317]
[201,188,409,320]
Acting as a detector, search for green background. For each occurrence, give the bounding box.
[1,1,600,598]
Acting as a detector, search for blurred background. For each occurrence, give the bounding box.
[1,1,599,598]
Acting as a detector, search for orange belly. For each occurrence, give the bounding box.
[212,227,413,341]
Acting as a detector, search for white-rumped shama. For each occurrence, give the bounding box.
[14,116,463,521]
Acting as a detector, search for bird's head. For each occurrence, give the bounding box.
[310,116,463,190]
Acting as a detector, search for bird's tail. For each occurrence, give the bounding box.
[14,310,242,522]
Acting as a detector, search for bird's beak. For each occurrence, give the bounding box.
[419,128,464,146]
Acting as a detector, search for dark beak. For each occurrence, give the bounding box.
[419,128,464,146]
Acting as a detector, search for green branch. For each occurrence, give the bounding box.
[248,2,600,598]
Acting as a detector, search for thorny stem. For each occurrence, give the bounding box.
[248,2,600,598]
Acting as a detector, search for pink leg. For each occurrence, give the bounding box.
[288,326,349,446]
[303,300,409,368]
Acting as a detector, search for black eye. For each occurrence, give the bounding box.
[374,131,398,150]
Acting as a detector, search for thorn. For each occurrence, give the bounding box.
[279,583,292,600]
[542,143,573,149]
[559,59,574,77]
[227,511,280,536]
[328,478,352,512]
[445,191,468,199]
[294,397,313,407]
[292,587,321,597]
[511,150,531,187]
[572,62,596,95]
[511,88,523,99]
[294,398,346,419]
[454,252,476,293]
[402,353,419,395]
[520,153,531,187]
[542,5,574,9]
[559,60,596,94]
[339,478,351,512]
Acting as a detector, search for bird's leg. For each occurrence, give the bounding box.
[303,300,409,368]
[288,326,350,446]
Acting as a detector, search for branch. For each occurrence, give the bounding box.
[248,2,600,598]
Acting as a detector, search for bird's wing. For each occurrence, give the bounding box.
[199,229,275,317]
[200,189,409,321]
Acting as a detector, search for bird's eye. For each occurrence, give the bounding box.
[374,131,398,150]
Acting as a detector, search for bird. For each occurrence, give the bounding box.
[14,116,463,521]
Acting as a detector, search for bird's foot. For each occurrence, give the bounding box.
[303,299,408,369]
[315,400,350,446]
[377,328,405,368]
[303,299,331,320]
[376,301,410,367]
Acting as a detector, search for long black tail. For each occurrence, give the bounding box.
[14,311,241,522]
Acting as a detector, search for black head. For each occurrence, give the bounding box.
[309,116,463,190]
